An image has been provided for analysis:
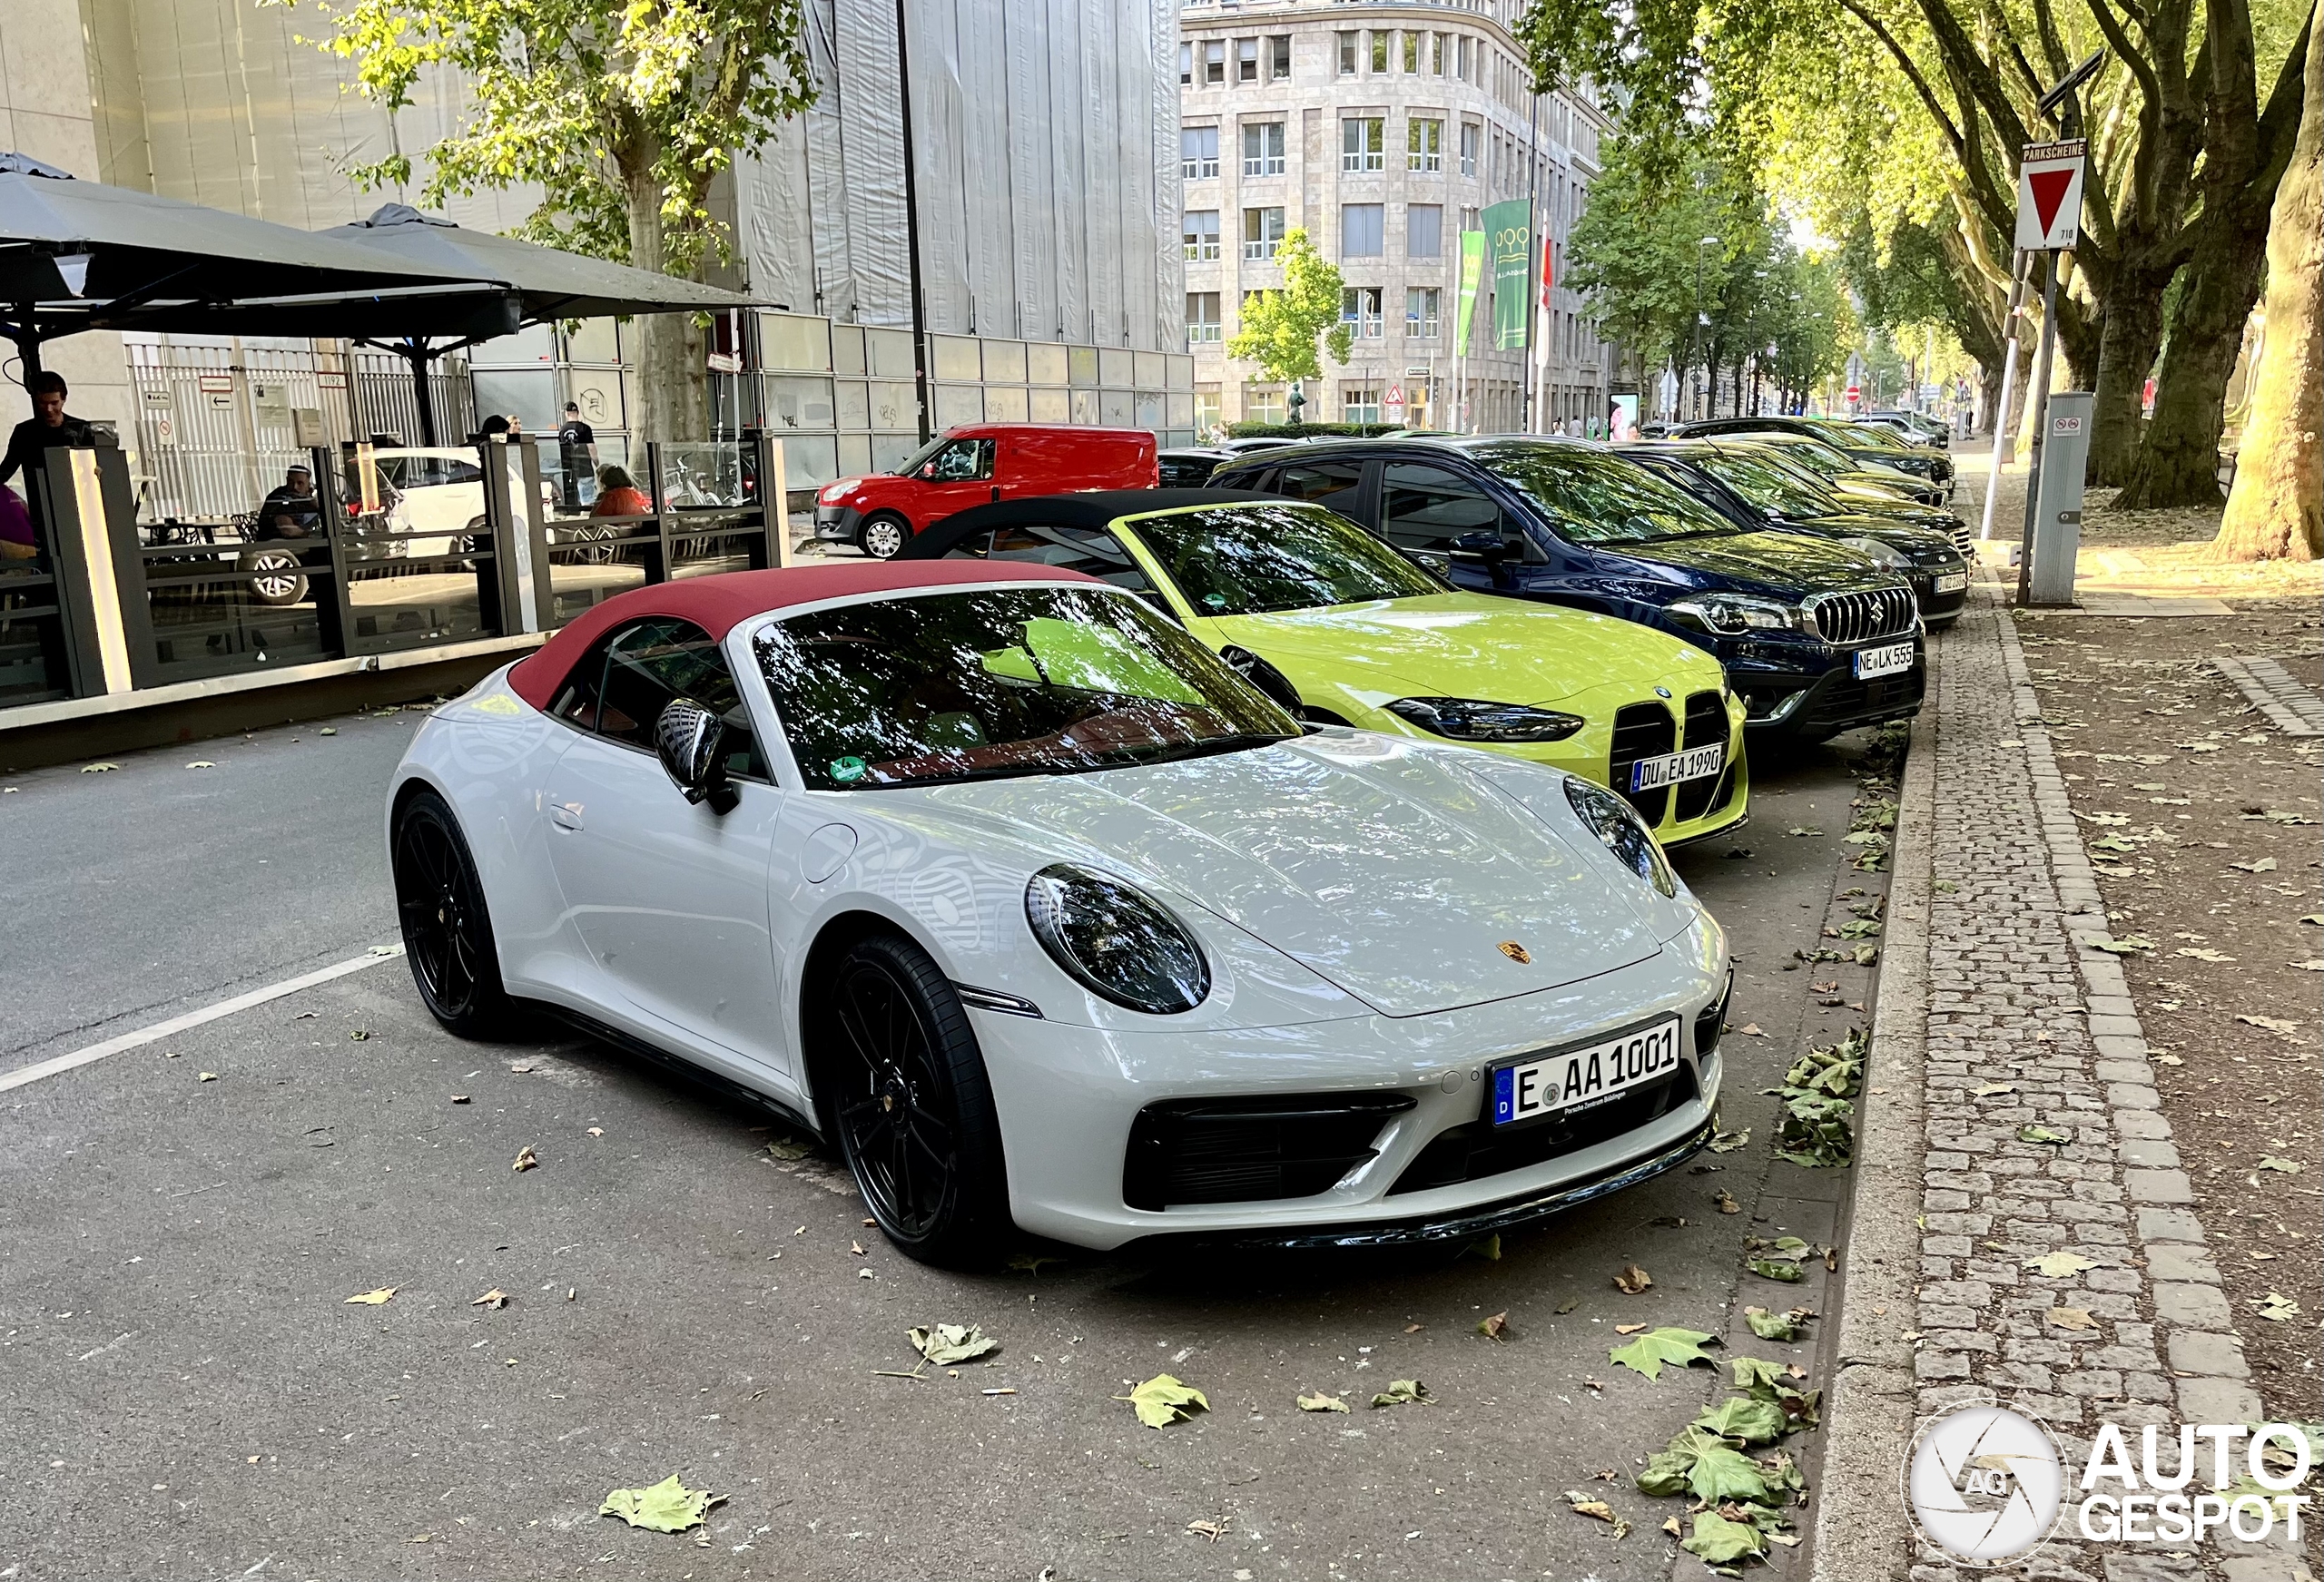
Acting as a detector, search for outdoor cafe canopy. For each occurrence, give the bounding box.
[0,153,482,381]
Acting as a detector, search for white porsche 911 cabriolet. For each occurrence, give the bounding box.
[388,561,1732,1264]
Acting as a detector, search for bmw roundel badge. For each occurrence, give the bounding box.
[1654,686,1673,699]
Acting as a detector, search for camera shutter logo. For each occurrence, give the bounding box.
[1905,1403,2066,1564]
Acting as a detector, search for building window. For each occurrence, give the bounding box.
[1407,203,1443,258]
[1460,122,1480,178]
[1337,31,1357,75]
[1342,117,1385,173]
[1187,292,1222,344]
[1341,203,1384,257]
[1457,35,1471,80]
[1408,117,1443,173]
[1182,210,1220,261]
[1343,384,1384,424]
[1179,41,1192,86]
[1243,207,1285,260]
[1180,125,1219,181]
[1194,384,1222,433]
[1460,204,1481,231]
[1243,122,1286,177]
[1340,287,1384,339]
[1267,34,1292,79]
[1246,384,1286,425]
[1369,29,1389,72]
[1203,39,1225,85]
[1406,287,1442,338]
[1433,33,1448,74]
[1401,31,1419,73]
[1236,37,1258,84]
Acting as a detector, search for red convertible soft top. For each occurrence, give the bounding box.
[507,560,1102,712]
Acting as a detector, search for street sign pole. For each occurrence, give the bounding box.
[2014,248,2063,604]
[2009,131,2085,602]
[1977,248,2032,540]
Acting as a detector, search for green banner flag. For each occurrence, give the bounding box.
[1483,199,1532,351]
[1454,230,1486,351]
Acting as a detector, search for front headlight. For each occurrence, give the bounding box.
[1024,864,1211,1015]
[817,479,859,504]
[1385,697,1586,742]
[1667,594,1804,636]
[1837,536,1912,569]
[1564,779,1678,897]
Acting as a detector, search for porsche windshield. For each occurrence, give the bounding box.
[1122,502,1441,615]
[1467,442,1740,545]
[754,585,1300,790]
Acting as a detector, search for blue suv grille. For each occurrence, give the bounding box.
[1807,586,1915,644]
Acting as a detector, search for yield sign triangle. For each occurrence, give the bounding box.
[2027,168,2075,238]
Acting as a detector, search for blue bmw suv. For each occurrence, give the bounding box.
[1209,436,1925,745]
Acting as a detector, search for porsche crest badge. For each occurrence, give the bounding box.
[1496,940,1531,964]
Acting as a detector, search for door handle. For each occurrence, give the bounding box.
[550,801,584,830]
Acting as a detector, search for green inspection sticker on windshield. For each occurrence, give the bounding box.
[829,756,868,783]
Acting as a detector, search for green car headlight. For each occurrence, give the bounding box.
[1385,697,1586,743]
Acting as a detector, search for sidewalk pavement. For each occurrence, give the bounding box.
[1812,584,2309,1582]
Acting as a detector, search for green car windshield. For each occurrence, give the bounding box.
[753,585,1298,790]
[1124,501,1442,616]
[1745,434,1860,477]
[1469,441,1740,545]
[1690,447,1842,518]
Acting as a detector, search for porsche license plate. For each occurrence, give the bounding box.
[1934,571,1968,594]
[1629,742,1724,793]
[1854,640,1916,680]
[1491,1017,1681,1127]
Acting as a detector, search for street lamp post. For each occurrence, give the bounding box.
[1689,236,1720,420]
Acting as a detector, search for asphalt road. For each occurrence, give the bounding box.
[0,708,1894,1579]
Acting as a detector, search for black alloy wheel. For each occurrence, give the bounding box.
[822,933,1009,1265]
[392,790,515,1037]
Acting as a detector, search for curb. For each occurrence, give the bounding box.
[1808,627,1941,1582]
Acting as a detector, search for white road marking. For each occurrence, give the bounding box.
[0,947,405,1096]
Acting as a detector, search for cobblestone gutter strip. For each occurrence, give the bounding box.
[2212,655,2324,739]
[1811,589,2300,1582]
[1811,669,1939,1582]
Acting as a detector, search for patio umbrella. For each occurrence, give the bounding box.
[0,153,493,384]
[258,205,755,444]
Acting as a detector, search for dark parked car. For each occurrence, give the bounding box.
[1858,410,1951,448]
[1620,442,1969,628]
[1210,437,1925,744]
[1672,416,1955,496]
[1157,447,1234,487]
[1726,441,1973,548]
[1715,431,1950,508]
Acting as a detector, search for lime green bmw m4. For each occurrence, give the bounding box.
[896,490,1748,845]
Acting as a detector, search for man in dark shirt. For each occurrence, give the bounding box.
[0,372,96,492]
[254,465,322,539]
[556,401,598,508]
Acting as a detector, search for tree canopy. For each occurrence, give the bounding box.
[1226,229,1355,386]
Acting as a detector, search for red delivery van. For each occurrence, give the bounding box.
[813,425,1159,558]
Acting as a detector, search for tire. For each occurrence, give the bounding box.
[391,789,517,1037]
[816,932,1012,1266]
[240,546,308,606]
[857,512,911,560]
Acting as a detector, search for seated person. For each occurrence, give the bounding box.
[592,465,652,518]
[0,482,36,561]
[253,465,323,540]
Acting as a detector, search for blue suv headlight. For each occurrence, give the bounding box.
[1668,594,1805,636]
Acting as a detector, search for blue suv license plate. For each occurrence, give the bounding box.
[1854,640,1915,680]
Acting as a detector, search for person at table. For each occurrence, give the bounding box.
[592,464,651,518]
[253,465,323,539]
[0,372,97,492]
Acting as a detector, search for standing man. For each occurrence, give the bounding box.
[0,372,96,494]
[556,400,599,509]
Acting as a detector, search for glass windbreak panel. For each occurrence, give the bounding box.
[659,442,750,507]
[867,329,916,378]
[471,368,560,434]
[1121,502,1437,616]
[766,376,837,431]
[141,540,334,679]
[0,539,70,704]
[753,585,1296,791]
[670,527,759,580]
[984,340,1029,384]
[1471,441,1742,544]
[832,324,868,376]
[566,318,621,365]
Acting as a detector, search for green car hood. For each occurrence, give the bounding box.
[1206,593,1720,707]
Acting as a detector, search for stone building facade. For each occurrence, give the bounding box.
[1177,0,1618,435]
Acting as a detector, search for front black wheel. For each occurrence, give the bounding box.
[391,790,516,1037]
[818,933,1011,1266]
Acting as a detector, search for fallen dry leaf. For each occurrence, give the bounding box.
[1735,1023,1764,1037]
[450,1094,470,1104]
[1296,1390,1350,1414]
[1714,1189,1740,1214]
[511,1146,538,1173]
[1613,1264,1652,1295]
[344,1287,397,1305]
[1476,1312,1511,1342]
[2047,1307,2097,1331]
[197,1071,219,1082]
[1563,1491,1630,1539]
[472,1289,509,1310]
[851,1240,866,1255]
[1614,1322,1649,1335]
[1187,1518,1227,1542]
[586,1126,604,1137]
[1403,1322,1423,1333]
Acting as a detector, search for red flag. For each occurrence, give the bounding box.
[1540,232,1555,306]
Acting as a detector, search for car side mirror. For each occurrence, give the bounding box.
[1452,529,1508,562]
[917,462,937,479]
[655,698,738,813]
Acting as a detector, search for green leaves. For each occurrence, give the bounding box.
[1682,1510,1769,1564]
[1770,1029,1864,1165]
[1224,230,1352,383]
[2019,1124,2071,1145]
[1744,1305,1809,1341]
[1370,1379,1433,1409]
[1118,1374,1209,1429]
[1698,1396,1790,1447]
[1609,1326,1721,1380]
[908,1323,998,1366]
[1296,1390,1350,1414]
[599,1474,721,1533]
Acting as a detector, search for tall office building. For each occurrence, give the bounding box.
[1177,0,1618,434]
